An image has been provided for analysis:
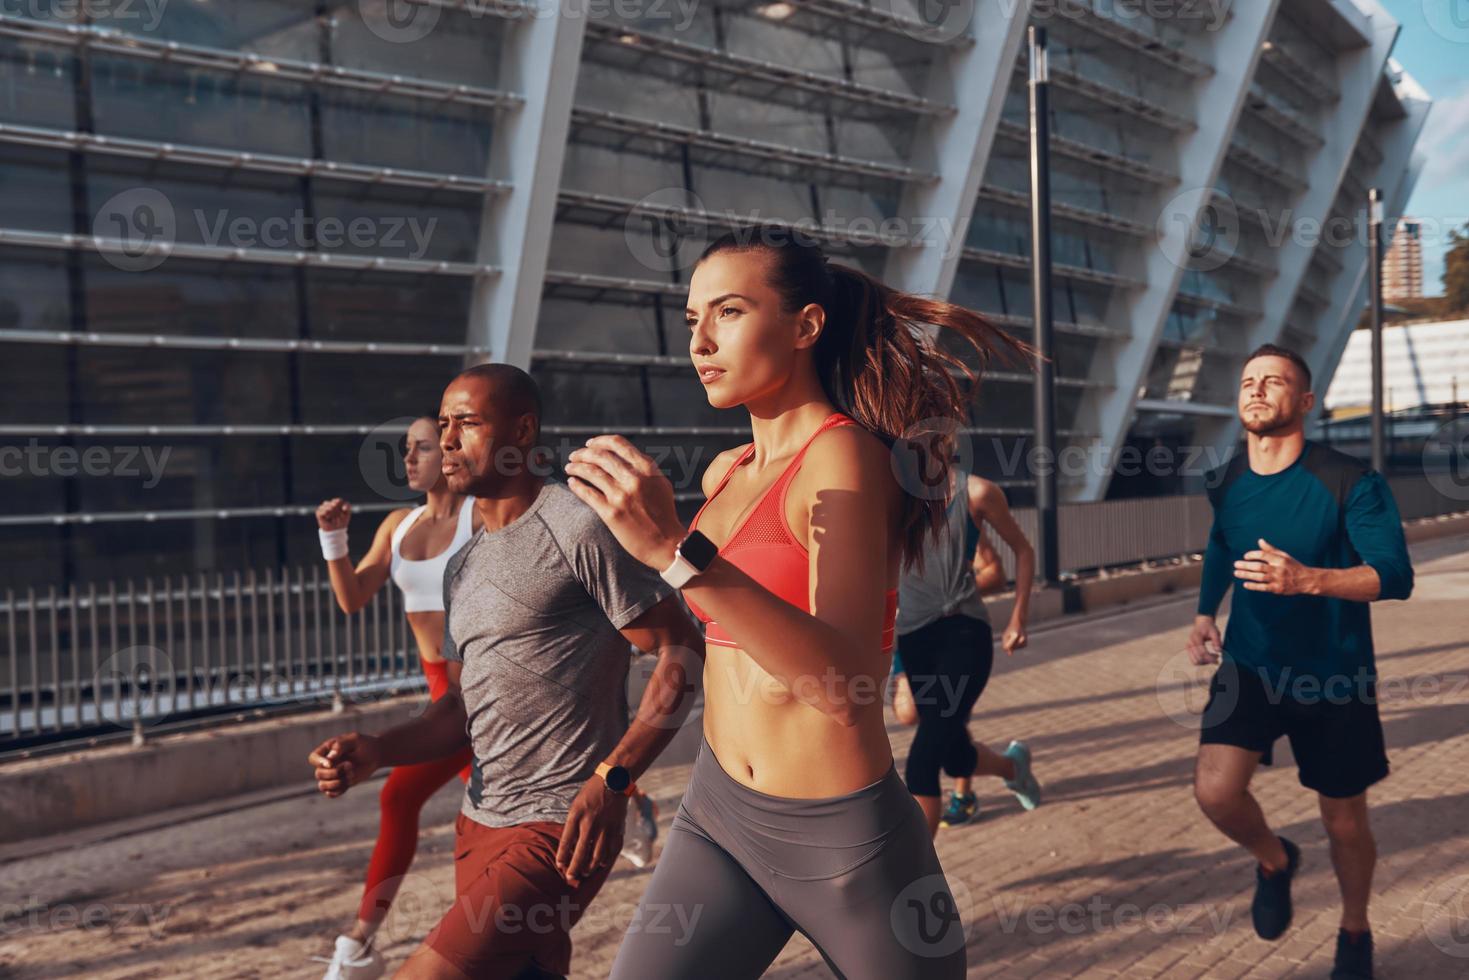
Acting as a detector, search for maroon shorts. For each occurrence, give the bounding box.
[423,813,613,978]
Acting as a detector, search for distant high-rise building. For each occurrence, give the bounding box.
[1384,218,1424,301]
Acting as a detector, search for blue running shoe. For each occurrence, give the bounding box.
[939,791,978,827]
[1002,740,1042,811]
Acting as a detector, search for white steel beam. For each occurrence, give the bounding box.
[1075,1,1281,501]
[466,9,587,369]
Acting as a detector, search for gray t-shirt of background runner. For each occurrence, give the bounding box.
[441,480,673,828]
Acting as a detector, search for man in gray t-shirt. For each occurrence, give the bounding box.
[442,478,669,827]
[309,364,703,979]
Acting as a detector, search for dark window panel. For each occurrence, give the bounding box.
[533,363,652,429]
[0,38,75,130]
[0,251,71,334]
[0,527,65,592]
[0,145,73,234]
[90,55,313,158]
[74,348,292,426]
[318,89,495,176]
[306,270,472,345]
[313,184,481,264]
[297,352,461,427]
[537,297,667,357]
[84,256,300,340]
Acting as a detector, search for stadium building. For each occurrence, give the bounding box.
[0,0,1430,589]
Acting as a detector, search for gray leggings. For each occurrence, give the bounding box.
[609,737,966,979]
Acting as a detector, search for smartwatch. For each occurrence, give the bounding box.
[595,761,634,796]
[659,529,718,589]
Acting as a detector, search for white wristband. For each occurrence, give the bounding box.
[319,527,349,562]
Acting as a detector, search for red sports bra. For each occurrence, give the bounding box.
[684,412,898,652]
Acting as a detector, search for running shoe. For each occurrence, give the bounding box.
[1002,740,1042,811]
[313,934,385,980]
[620,793,659,869]
[939,791,979,827]
[1251,836,1300,940]
[1330,928,1373,978]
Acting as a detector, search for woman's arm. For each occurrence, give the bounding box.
[566,429,896,727]
[317,502,403,614]
[968,476,1034,651]
[972,526,1006,595]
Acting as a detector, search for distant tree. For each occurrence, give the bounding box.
[1446,222,1469,312]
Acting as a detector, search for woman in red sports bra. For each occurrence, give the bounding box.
[566,227,1028,979]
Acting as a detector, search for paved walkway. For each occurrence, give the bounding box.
[3,533,1468,979]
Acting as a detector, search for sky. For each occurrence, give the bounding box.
[1381,0,1469,296]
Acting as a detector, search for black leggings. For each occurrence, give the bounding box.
[899,614,995,797]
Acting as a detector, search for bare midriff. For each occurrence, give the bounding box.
[700,643,894,798]
[405,610,447,664]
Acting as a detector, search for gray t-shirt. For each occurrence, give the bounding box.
[441,480,673,828]
[896,471,990,637]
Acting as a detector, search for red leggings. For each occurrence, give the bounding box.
[357,658,474,924]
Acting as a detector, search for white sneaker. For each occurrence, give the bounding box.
[314,934,386,980]
[619,794,659,869]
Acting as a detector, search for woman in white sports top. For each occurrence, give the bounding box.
[311,415,479,980]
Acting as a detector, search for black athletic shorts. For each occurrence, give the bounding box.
[1197,658,1389,799]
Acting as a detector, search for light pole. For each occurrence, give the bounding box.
[1368,188,1385,473]
[1029,25,1059,586]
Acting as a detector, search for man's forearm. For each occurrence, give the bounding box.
[1198,535,1232,616]
[376,691,471,767]
[1305,564,1381,602]
[604,644,703,782]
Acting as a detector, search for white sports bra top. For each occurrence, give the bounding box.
[390,496,476,613]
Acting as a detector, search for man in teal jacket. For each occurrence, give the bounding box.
[1188,344,1413,980]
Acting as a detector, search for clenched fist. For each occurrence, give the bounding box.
[315,498,351,532]
[308,732,381,798]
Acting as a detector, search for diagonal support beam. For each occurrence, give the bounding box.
[466,12,588,369]
[1075,0,1281,501]
[881,0,1032,301]
[1199,0,1403,460]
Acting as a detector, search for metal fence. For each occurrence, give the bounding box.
[3,475,1465,751]
[1,568,427,752]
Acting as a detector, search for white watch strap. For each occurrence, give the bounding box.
[659,551,699,589]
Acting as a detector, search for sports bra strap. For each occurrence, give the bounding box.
[707,442,756,502]
[390,504,425,555]
[717,412,851,493]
